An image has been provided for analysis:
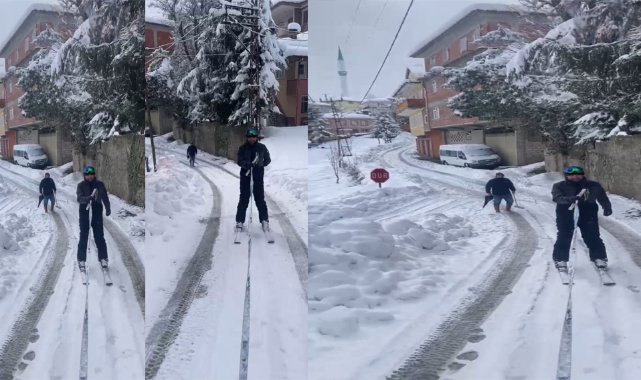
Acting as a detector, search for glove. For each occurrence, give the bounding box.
[486,193,491,196]
[603,209,612,216]
[240,161,250,170]
[106,209,111,216]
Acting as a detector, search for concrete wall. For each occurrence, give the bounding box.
[486,131,517,165]
[39,131,58,165]
[73,134,144,207]
[148,109,174,135]
[545,135,641,202]
[173,122,247,162]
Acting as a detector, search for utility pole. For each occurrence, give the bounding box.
[222,0,262,133]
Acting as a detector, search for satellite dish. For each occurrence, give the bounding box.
[288,22,301,33]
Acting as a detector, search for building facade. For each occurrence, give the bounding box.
[407,5,551,165]
[273,0,308,126]
[0,4,74,164]
[145,18,175,135]
[321,112,375,135]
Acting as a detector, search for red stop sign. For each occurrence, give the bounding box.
[371,168,389,184]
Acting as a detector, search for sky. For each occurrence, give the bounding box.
[0,0,59,72]
[309,0,520,101]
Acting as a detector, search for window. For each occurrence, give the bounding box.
[432,107,440,120]
[430,56,436,67]
[473,26,481,42]
[25,37,29,52]
[9,108,14,120]
[458,151,466,159]
[301,96,308,113]
[444,48,450,62]
[8,80,12,93]
[15,49,19,62]
[275,67,284,80]
[297,60,307,79]
[303,10,308,25]
[459,36,467,53]
[431,80,437,93]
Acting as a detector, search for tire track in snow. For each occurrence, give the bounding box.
[0,171,70,379]
[388,212,538,380]
[377,144,541,379]
[157,146,308,290]
[144,165,222,379]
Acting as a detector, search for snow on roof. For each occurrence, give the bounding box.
[409,3,531,57]
[0,3,66,55]
[145,15,174,28]
[278,35,308,57]
[321,112,374,120]
[272,0,306,6]
[407,60,426,75]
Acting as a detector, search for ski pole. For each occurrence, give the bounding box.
[510,189,524,209]
[567,189,587,282]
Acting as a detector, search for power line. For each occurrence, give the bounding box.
[361,0,414,101]
[343,0,363,47]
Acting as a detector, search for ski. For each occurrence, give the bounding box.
[557,268,570,285]
[262,225,275,244]
[80,268,89,285]
[102,267,113,286]
[593,264,615,286]
[234,225,243,244]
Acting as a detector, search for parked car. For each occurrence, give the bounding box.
[439,144,501,169]
[13,144,49,169]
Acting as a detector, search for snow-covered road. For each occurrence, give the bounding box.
[0,164,144,380]
[145,130,307,380]
[309,133,641,380]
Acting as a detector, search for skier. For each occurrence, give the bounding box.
[39,172,57,213]
[485,172,516,213]
[235,129,271,232]
[552,165,612,270]
[187,143,197,167]
[76,166,111,271]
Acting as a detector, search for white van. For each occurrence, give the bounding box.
[13,144,49,169]
[439,144,501,169]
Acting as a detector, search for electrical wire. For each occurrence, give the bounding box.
[361,0,414,101]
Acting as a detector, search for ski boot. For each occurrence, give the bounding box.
[593,259,607,269]
[100,259,109,269]
[261,221,270,232]
[555,261,568,271]
[78,261,87,271]
[235,222,244,232]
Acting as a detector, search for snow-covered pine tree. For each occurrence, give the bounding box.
[308,103,332,143]
[509,0,641,143]
[168,0,285,129]
[372,110,400,143]
[53,0,145,145]
[18,27,93,149]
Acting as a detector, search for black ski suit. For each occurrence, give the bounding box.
[235,141,271,223]
[551,178,612,262]
[76,179,111,262]
[187,145,197,166]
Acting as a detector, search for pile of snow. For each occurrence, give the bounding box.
[309,186,478,338]
[0,225,19,252]
[1,213,34,248]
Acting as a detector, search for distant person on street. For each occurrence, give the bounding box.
[187,143,198,167]
[235,129,271,232]
[76,166,111,271]
[551,166,612,270]
[39,172,57,213]
[485,172,515,213]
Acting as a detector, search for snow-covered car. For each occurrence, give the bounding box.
[13,144,49,169]
[439,144,501,169]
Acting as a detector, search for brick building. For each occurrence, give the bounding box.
[406,4,551,165]
[145,16,175,135]
[0,4,74,164]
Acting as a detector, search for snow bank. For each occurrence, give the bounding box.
[309,186,478,339]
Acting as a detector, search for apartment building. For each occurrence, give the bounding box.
[0,4,74,164]
[407,4,551,165]
[145,16,175,135]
